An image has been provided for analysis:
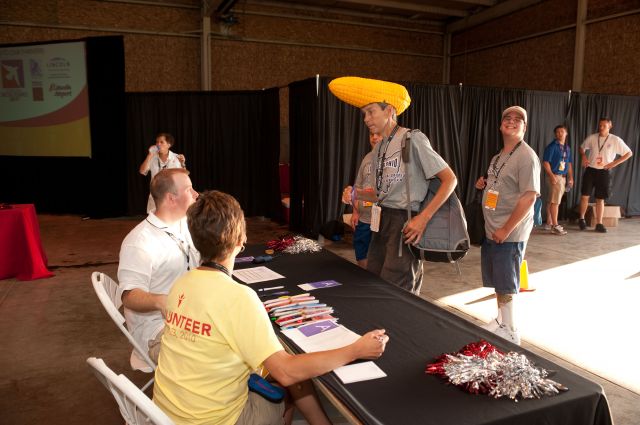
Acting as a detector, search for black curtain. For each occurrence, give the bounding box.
[459,86,527,204]
[566,93,640,215]
[399,83,463,193]
[125,90,281,219]
[289,78,640,234]
[0,36,127,217]
[289,76,371,236]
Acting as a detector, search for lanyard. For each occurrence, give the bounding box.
[157,156,169,170]
[489,141,522,188]
[375,125,400,196]
[597,135,609,153]
[145,218,191,270]
[558,141,568,161]
[200,261,231,276]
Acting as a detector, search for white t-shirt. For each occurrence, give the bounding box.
[581,133,631,169]
[146,150,183,179]
[118,213,200,352]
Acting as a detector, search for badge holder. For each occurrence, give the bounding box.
[370,204,381,232]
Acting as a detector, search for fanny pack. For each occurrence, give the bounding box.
[248,373,286,403]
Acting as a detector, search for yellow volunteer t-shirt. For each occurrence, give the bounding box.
[153,269,284,425]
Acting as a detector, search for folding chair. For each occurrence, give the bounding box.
[91,271,156,391]
[87,357,174,425]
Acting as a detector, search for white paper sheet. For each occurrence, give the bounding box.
[281,323,360,352]
[232,266,284,284]
[334,362,387,384]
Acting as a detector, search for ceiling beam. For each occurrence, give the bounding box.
[444,0,496,7]
[447,0,542,33]
[244,0,443,27]
[339,0,469,18]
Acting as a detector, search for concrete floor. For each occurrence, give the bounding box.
[0,214,639,424]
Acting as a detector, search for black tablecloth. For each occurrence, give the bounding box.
[237,246,612,425]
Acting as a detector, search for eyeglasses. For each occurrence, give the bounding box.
[502,115,524,124]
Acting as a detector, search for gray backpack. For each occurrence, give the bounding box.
[401,130,470,263]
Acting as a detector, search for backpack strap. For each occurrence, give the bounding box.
[400,130,413,258]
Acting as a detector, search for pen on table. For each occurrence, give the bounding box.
[258,286,285,292]
[259,291,289,298]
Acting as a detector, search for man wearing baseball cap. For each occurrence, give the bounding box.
[329,77,457,294]
[475,106,541,345]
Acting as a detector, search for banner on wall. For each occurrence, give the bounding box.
[0,41,91,157]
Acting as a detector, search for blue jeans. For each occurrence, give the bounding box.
[481,239,524,294]
[353,221,372,261]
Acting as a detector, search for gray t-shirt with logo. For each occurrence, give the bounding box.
[369,128,449,211]
[482,141,541,242]
[354,150,375,223]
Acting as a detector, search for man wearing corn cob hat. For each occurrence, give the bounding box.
[329,77,457,294]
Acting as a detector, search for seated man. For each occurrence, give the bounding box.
[118,168,200,363]
[153,190,389,425]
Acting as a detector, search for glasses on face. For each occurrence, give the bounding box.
[502,115,524,124]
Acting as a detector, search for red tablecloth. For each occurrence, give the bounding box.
[0,204,54,281]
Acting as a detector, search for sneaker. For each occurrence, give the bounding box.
[551,225,567,235]
[542,224,552,231]
[595,223,607,233]
[494,324,521,345]
[481,318,502,332]
[578,218,587,230]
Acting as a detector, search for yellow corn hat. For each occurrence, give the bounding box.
[328,76,411,115]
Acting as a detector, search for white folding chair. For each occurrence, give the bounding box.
[87,357,174,425]
[91,271,156,390]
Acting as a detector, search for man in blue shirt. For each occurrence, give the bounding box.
[542,125,573,235]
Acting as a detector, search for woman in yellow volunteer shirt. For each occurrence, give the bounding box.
[153,190,389,425]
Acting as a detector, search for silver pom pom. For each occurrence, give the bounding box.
[442,351,567,400]
[283,236,322,254]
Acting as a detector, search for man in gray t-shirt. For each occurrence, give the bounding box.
[475,106,540,346]
[329,77,457,294]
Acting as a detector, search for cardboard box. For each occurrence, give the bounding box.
[585,204,621,227]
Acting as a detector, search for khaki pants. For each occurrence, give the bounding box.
[235,391,285,425]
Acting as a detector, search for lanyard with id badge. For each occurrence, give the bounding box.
[484,142,522,211]
[371,125,400,232]
[596,135,609,166]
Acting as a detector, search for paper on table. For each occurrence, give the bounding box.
[232,266,284,284]
[298,280,342,291]
[334,362,387,384]
[281,321,360,353]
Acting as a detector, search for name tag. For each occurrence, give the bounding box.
[370,205,381,232]
[559,161,565,171]
[484,189,499,211]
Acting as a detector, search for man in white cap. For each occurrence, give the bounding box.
[475,106,540,345]
[329,77,457,294]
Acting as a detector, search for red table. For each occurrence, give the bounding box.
[0,204,54,281]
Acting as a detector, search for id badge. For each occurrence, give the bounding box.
[484,189,499,211]
[559,161,565,171]
[596,156,603,165]
[370,205,381,232]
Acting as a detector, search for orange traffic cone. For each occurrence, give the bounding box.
[519,259,535,292]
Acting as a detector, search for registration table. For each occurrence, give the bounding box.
[238,246,612,425]
[0,204,54,281]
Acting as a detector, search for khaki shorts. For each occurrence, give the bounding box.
[235,391,285,425]
[546,175,566,204]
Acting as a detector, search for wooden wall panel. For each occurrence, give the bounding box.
[450,30,575,92]
[582,14,640,95]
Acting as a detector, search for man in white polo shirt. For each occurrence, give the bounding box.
[577,117,633,233]
[118,168,200,362]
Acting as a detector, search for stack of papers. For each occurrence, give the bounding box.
[282,320,387,384]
